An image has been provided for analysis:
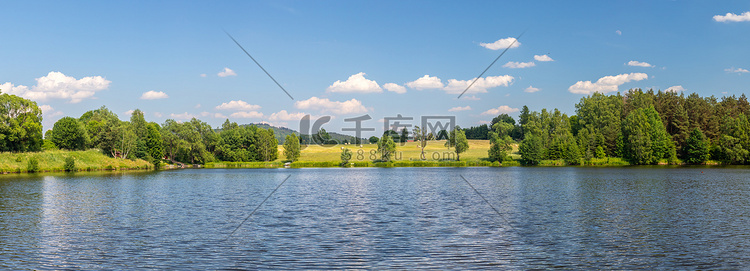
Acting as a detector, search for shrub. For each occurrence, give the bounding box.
[27,157,40,173]
[64,156,76,172]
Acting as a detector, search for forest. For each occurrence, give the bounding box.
[3,88,750,166]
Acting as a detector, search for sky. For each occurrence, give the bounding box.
[1,0,749,138]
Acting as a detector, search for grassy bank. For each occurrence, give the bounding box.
[0,150,153,174]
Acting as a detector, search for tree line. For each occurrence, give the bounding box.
[485,89,750,165]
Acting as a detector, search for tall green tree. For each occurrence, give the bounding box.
[413,125,428,160]
[377,134,397,162]
[283,133,301,161]
[145,122,164,165]
[683,128,709,164]
[453,129,469,161]
[0,93,43,152]
[622,106,676,165]
[49,117,89,150]
[519,134,544,165]
[488,122,513,162]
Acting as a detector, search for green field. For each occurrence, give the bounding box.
[278,139,513,162]
[0,150,153,173]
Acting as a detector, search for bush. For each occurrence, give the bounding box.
[64,156,76,172]
[27,157,39,173]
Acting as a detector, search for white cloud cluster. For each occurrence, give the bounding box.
[39,104,63,117]
[481,106,520,116]
[215,100,261,111]
[218,67,237,77]
[479,37,521,50]
[383,83,406,94]
[568,73,648,94]
[140,90,169,100]
[200,112,227,119]
[326,72,382,93]
[627,61,654,67]
[666,85,685,92]
[406,75,444,90]
[230,111,264,118]
[524,86,540,93]
[443,75,515,94]
[725,67,749,74]
[534,55,554,62]
[170,112,196,119]
[269,110,309,121]
[714,11,750,22]
[503,61,536,69]
[294,97,367,115]
[448,106,471,112]
[1,71,110,103]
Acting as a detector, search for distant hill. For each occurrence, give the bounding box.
[239,123,364,145]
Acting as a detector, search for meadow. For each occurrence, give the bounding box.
[0,150,153,173]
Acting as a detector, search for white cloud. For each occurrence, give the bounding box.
[326,72,382,93]
[194,104,201,108]
[1,71,110,103]
[140,90,169,100]
[502,61,536,68]
[200,111,228,118]
[406,75,444,90]
[443,75,514,94]
[448,106,471,112]
[230,111,264,118]
[294,97,367,115]
[218,67,237,77]
[215,100,261,111]
[616,30,622,35]
[462,95,481,100]
[481,106,520,116]
[627,61,654,68]
[714,11,750,22]
[170,112,196,119]
[154,112,163,118]
[524,86,540,93]
[568,73,648,94]
[479,37,521,50]
[200,74,207,77]
[383,83,406,94]
[666,85,686,92]
[269,110,309,121]
[39,104,63,117]
[478,120,491,125]
[534,55,554,62]
[725,67,749,74]
[124,110,135,116]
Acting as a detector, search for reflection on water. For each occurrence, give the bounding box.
[1,167,749,269]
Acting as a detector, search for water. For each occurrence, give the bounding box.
[1,167,749,269]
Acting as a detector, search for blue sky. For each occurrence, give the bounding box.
[2,0,749,137]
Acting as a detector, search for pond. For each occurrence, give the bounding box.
[1,167,749,269]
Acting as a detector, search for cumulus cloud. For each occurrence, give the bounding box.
[230,111,264,118]
[200,74,207,77]
[269,110,309,121]
[534,55,554,62]
[666,85,686,92]
[568,73,648,94]
[154,112,163,118]
[124,110,135,116]
[462,95,481,100]
[725,67,749,74]
[627,61,654,67]
[479,37,521,50]
[215,100,261,111]
[326,72,382,93]
[1,71,110,103]
[218,67,237,77]
[140,90,169,100]
[383,83,407,94]
[170,112,196,119]
[448,106,471,112]
[502,61,536,68]
[443,75,514,94]
[616,30,622,35]
[39,104,63,117]
[406,75,444,90]
[294,97,367,115]
[481,106,520,116]
[714,11,750,22]
[524,86,540,93]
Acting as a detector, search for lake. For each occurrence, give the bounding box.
[1,167,749,269]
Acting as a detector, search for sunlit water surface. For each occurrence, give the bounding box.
[1,167,749,269]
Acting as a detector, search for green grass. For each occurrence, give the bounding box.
[0,149,152,173]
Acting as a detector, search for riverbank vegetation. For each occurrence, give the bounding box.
[3,88,750,170]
